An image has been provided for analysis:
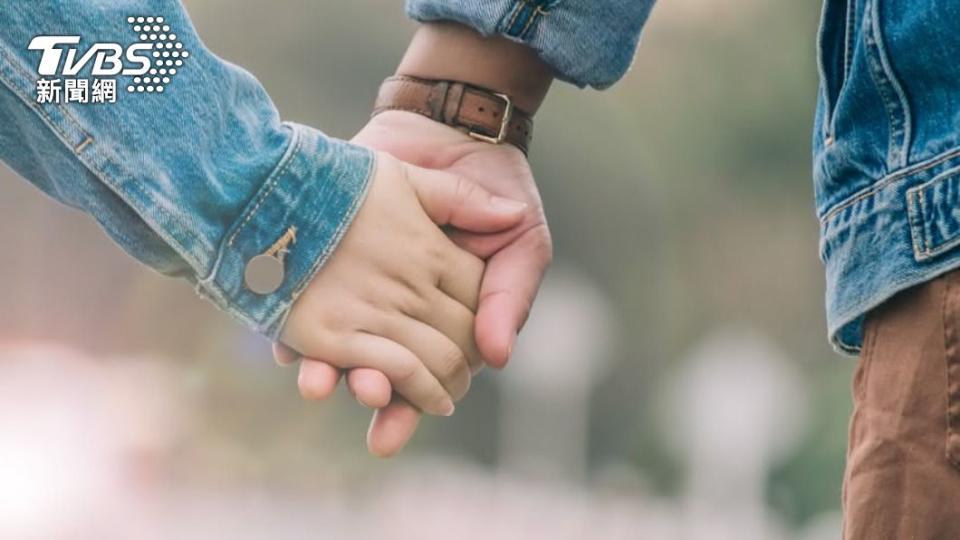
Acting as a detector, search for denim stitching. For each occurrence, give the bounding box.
[226,127,303,247]
[919,188,932,255]
[0,72,71,144]
[520,2,553,39]
[815,0,856,140]
[74,137,93,153]
[519,13,538,39]
[0,47,107,159]
[0,48,206,271]
[502,0,557,38]
[7,28,226,262]
[0,32,355,336]
[830,0,857,139]
[815,0,835,140]
[4,40,351,334]
[820,145,960,224]
[507,5,531,37]
[904,166,960,261]
[201,159,282,324]
[906,187,926,260]
[843,0,856,82]
[865,0,912,169]
[504,2,525,35]
[0,49,90,143]
[82,148,206,269]
[872,0,912,168]
[863,2,898,169]
[0,52,82,147]
[263,226,297,259]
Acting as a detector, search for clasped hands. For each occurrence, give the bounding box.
[274,111,552,456]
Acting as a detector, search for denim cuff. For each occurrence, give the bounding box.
[197,123,374,339]
[405,0,656,89]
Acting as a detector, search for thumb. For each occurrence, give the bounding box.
[404,164,527,233]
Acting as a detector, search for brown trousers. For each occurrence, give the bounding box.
[844,271,960,539]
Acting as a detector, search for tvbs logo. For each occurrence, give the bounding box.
[29,16,189,104]
[29,36,153,77]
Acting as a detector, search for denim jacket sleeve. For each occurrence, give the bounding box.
[0,1,374,339]
[405,0,656,89]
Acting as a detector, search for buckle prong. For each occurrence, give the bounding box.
[468,92,512,145]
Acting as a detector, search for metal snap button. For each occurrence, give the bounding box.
[244,254,285,295]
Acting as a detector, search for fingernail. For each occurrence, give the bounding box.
[492,335,517,371]
[442,399,456,417]
[507,333,517,359]
[490,196,528,213]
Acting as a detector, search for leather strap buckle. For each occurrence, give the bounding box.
[468,92,512,145]
[373,76,533,154]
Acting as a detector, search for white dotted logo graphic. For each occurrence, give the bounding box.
[125,16,189,94]
[28,16,190,105]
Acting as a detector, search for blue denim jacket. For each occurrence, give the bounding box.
[0,1,374,339]
[406,0,656,89]
[414,0,960,353]
[812,0,960,353]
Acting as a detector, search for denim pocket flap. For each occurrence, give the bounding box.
[907,166,960,261]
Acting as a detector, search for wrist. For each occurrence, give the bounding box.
[396,22,553,114]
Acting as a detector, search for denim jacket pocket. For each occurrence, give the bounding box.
[816,0,856,139]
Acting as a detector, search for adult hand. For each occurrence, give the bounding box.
[357,111,553,365]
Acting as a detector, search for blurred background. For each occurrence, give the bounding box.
[0,0,851,538]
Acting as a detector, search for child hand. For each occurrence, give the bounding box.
[280,152,526,415]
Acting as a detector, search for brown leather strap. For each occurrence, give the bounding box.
[372,75,534,155]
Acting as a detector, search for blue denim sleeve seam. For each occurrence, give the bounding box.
[0,47,207,273]
[0,48,90,148]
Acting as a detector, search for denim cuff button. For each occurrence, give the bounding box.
[244,254,285,295]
